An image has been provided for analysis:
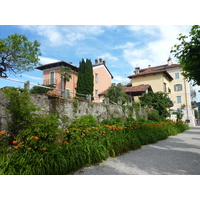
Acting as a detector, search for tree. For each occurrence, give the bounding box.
[171,25,200,85]
[104,83,129,104]
[59,66,71,98]
[0,33,42,77]
[76,59,94,98]
[30,85,53,94]
[139,91,171,119]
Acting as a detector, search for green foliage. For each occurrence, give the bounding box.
[171,25,200,85]
[69,115,98,129]
[104,83,129,104]
[30,85,53,94]
[76,59,94,98]
[0,33,41,76]
[59,66,71,97]
[139,91,171,119]
[3,87,39,144]
[172,108,184,121]
[147,109,161,122]
[0,92,189,175]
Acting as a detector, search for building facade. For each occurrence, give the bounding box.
[36,59,113,103]
[127,57,197,126]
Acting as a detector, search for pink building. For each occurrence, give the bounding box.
[36,58,113,102]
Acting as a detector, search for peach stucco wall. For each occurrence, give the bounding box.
[42,64,112,102]
[43,67,78,98]
[93,65,112,102]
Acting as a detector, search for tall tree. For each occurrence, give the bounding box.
[171,25,200,85]
[0,33,42,77]
[76,59,94,98]
[59,66,71,98]
[139,91,171,119]
[104,83,129,104]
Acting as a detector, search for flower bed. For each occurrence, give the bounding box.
[0,120,188,175]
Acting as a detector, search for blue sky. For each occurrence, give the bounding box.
[1,25,200,101]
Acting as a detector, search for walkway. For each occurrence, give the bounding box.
[75,127,200,175]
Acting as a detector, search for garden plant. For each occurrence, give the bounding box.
[0,88,189,175]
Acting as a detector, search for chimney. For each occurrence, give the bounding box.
[167,56,172,66]
[103,60,106,65]
[95,59,98,64]
[148,65,151,68]
[99,58,103,63]
[135,67,140,74]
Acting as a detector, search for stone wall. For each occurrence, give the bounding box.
[0,91,149,131]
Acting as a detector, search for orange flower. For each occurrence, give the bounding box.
[31,136,39,139]
[55,132,60,135]
[65,142,70,145]
[57,140,61,143]
[12,140,17,144]
[13,146,19,149]
[0,131,5,135]
[42,147,47,151]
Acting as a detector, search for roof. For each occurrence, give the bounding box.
[123,84,153,93]
[99,84,153,96]
[127,64,181,80]
[93,62,114,79]
[36,61,79,72]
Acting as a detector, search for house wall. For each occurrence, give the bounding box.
[131,73,171,93]
[130,67,196,126]
[42,67,78,98]
[166,67,195,125]
[93,65,112,103]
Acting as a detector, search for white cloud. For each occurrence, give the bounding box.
[123,25,192,70]
[21,74,43,81]
[39,56,60,65]
[113,42,136,50]
[20,25,106,46]
[99,53,119,61]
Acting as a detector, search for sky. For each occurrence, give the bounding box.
[1,25,200,102]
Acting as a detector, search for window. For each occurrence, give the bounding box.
[175,72,180,79]
[50,71,55,84]
[95,73,98,83]
[176,96,182,103]
[164,83,167,92]
[95,90,98,99]
[174,84,182,91]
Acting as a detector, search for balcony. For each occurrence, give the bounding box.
[191,101,198,108]
[43,79,57,87]
[190,90,196,98]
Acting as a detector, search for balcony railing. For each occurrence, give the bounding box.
[190,90,196,98]
[191,101,198,108]
[43,79,57,86]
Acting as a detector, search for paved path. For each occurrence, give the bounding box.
[75,127,200,175]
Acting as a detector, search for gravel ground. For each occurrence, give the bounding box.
[74,126,200,175]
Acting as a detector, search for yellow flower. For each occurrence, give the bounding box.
[27,148,31,150]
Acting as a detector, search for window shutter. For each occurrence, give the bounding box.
[174,85,176,91]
